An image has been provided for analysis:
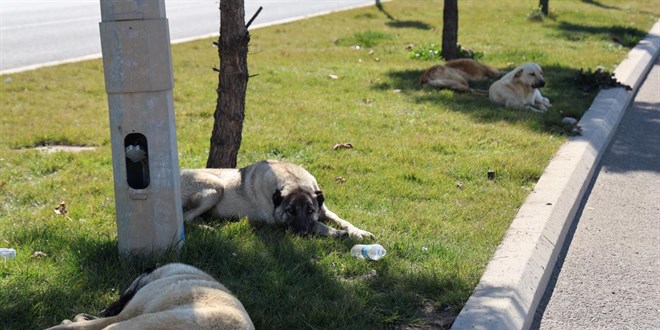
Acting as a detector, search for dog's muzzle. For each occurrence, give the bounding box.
[534,80,546,88]
[292,216,314,235]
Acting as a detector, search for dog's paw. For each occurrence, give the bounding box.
[542,97,552,108]
[73,313,97,322]
[348,227,375,240]
[331,229,348,238]
[527,104,548,113]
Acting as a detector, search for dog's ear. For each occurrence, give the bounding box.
[272,189,283,207]
[513,68,523,79]
[315,190,325,208]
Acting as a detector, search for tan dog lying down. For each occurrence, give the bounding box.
[420,58,500,93]
[489,62,552,112]
[181,160,374,239]
[46,263,254,330]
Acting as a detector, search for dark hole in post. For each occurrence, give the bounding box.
[124,133,150,189]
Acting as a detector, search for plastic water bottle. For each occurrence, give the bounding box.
[0,248,16,259]
[351,244,386,261]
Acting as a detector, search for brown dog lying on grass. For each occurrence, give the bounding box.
[420,58,500,94]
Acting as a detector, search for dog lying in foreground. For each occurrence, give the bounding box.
[46,263,254,330]
[181,160,374,239]
[419,58,500,94]
[489,62,552,112]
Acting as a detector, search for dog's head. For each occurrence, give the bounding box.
[99,263,207,317]
[99,266,157,317]
[512,62,546,88]
[272,188,324,235]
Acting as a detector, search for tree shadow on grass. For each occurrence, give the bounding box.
[580,0,621,10]
[7,222,469,329]
[386,20,434,30]
[372,64,600,134]
[579,0,657,17]
[554,22,648,48]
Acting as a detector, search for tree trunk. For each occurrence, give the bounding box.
[539,0,549,16]
[206,0,249,168]
[441,0,458,60]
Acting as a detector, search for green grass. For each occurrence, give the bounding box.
[1,1,658,328]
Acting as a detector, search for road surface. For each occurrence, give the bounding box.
[532,58,660,329]
[0,0,374,73]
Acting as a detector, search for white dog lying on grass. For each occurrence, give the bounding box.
[46,263,254,330]
[489,62,552,112]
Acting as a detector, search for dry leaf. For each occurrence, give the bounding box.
[333,143,353,150]
[335,177,347,184]
[30,251,48,259]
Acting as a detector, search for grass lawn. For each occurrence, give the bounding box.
[1,1,657,328]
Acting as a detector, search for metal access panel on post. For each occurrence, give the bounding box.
[99,0,184,256]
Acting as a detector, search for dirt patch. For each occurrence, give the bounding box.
[398,302,457,330]
[34,145,96,153]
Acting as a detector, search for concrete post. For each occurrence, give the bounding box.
[99,0,184,256]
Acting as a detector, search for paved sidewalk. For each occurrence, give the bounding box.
[532,58,660,329]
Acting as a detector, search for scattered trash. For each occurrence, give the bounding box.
[392,89,402,93]
[562,117,578,125]
[0,248,16,260]
[422,247,429,252]
[351,244,386,261]
[54,201,68,216]
[328,74,339,80]
[125,145,146,162]
[456,181,463,189]
[487,170,495,180]
[333,143,353,150]
[335,176,347,184]
[368,49,375,55]
[54,201,74,221]
[198,224,215,231]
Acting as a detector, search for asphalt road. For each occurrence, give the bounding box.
[532,58,660,329]
[0,0,373,73]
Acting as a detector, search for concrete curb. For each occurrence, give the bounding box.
[451,20,660,330]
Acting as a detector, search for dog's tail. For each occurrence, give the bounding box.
[469,88,489,96]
